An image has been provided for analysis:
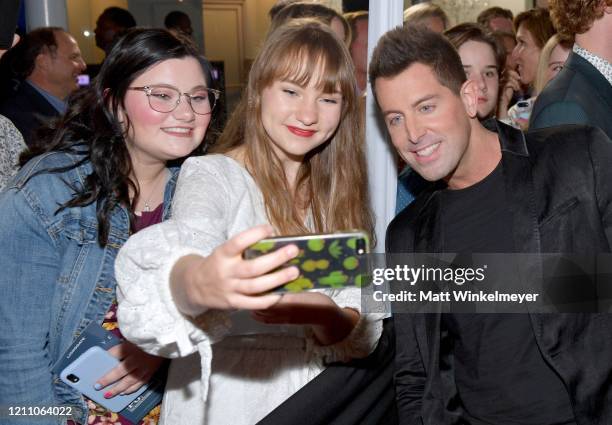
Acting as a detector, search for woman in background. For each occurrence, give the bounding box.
[505,34,572,129]
[0,29,217,425]
[498,8,555,121]
[532,34,572,95]
[116,20,380,425]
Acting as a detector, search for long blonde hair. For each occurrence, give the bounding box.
[533,34,572,95]
[212,20,373,240]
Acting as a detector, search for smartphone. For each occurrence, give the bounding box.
[243,231,370,293]
[60,346,148,413]
[514,97,534,121]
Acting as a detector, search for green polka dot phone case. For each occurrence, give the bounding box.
[243,231,370,293]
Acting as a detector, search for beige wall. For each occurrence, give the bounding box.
[244,0,276,59]
[487,0,534,16]
[203,0,276,90]
[66,0,128,64]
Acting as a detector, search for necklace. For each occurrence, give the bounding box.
[140,168,167,213]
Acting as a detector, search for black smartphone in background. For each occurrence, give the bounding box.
[0,0,21,50]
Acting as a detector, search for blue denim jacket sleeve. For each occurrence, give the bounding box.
[0,180,65,424]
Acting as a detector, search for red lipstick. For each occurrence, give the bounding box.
[286,125,316,137]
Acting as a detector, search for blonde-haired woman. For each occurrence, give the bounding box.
[505,34,571,130]
[533,34,572,95]
[115,20,380,425]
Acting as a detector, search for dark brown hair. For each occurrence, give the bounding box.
[2,27,64,79]
[477,6,514,29]
[444,23,506,73]
[514,8,555,49]
[270,2,351,45]
[22,29,214,246]
[369,26,466,96]
[268,0,301,20]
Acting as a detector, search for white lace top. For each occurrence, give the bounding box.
[115,154,383,425]
[0,115,26,191]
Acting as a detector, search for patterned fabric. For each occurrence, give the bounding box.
[574,43,612,86]
[68,208,165,425]
[0,115,26,191]
[76,301,161,425]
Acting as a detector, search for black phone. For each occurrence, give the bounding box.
[243,231,370,293]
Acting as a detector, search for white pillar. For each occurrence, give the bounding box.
[25,0,68,31]
[366,0,403,252]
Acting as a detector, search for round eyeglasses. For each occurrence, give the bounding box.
[128,85,221,115]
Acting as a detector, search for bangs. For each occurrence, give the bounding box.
[260,42,348,95]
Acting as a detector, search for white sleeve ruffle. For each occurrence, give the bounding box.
[116,156,261,358]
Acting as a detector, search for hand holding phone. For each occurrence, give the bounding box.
[170,224,299,316]
[60,346,149,412]
[94,341,165,398]
[243,231,370,293]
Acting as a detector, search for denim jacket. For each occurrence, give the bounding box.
[0,150,178,425]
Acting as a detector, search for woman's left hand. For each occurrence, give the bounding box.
[251,292,359,345]
[94,341,165,398]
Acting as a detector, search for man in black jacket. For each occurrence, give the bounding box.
[530,0,612,137]
[0,27,85,146]
[369,27,612,424]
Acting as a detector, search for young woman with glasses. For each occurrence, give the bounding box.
[0,29,217,425]
[115,20,381,425]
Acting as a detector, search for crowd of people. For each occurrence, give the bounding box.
[0,1,611,424]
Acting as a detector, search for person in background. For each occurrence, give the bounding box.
[268,0,302,21]
[115,20,381,425]
[0,27,86,147]
[0,28,217,425]
[477,6,514,34]
[506,34,572,130]
[497,8,555,122]
[445,23,505,120]
[492,30,517,72]
[344,11,368,95]
[533,35,573,93]
[403,3,449,33]
[530,0,612,137]
[270,2,351,45]
[0,32,26,191]
[164,10,193,37]
[95,6,137,56]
